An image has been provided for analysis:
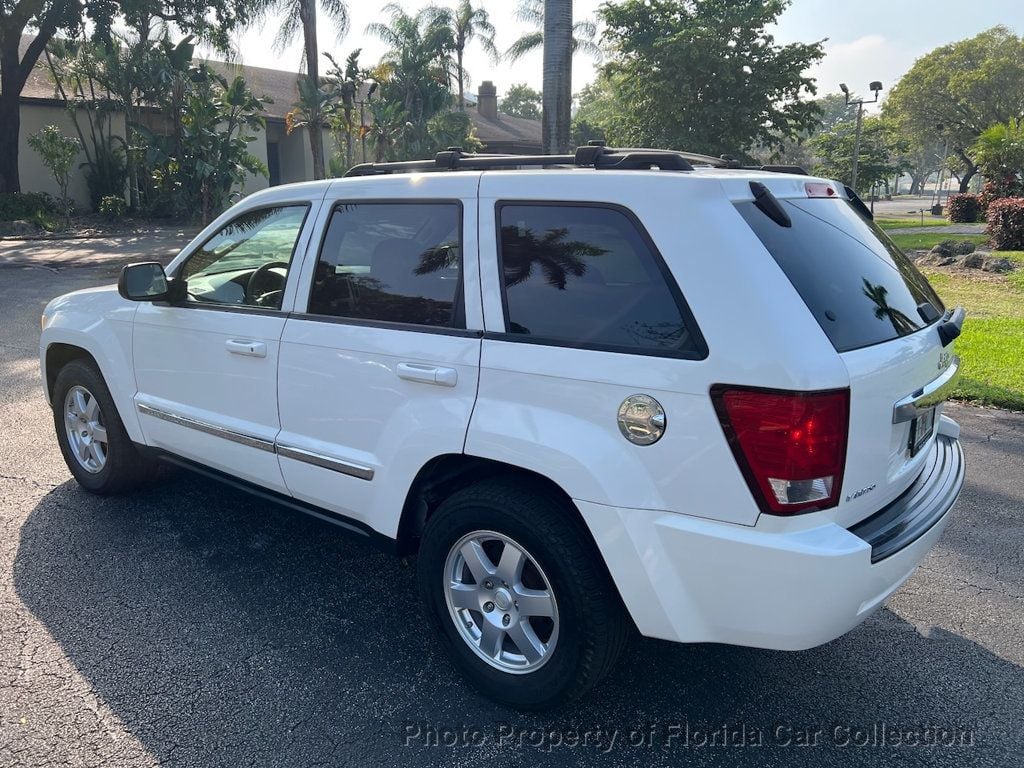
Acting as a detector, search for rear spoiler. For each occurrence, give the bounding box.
[843,185,873,220]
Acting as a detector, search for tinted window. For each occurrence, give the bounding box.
[497,204,700,355]
[179,205,308,309]
[309,203,463,327]
[737,198,945,353]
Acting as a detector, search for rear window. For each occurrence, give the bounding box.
[737,197,945,352]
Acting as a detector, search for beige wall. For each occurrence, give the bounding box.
[18,103,127,210]
[239,123,270,198]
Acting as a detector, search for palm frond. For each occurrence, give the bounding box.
[506,31,543,62]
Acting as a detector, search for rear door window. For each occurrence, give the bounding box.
[737,197,945,352]
[307,202,463,328]
[496,203,705,357]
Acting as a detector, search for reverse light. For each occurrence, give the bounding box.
[712,386,850,515]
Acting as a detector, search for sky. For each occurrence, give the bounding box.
[212,0,1024,110]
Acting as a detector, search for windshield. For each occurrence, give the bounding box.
[737,197,945,353]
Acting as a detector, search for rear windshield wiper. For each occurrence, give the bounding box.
[749,182,791,228]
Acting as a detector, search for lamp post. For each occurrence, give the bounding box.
[840,81,883,193]
[346,79,378,165]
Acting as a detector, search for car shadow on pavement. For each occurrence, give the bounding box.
[13,473,1023,767]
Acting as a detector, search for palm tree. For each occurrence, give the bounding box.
[367,5,454,153]
[506,0,600,154]
[254,0,350,179]
[505,0,600,63]
[543,0,572,155]
[424,1,497,111]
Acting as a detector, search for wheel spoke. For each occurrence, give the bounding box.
[87,440,103,466]
[478,621,504,659]
[506,621,545,664]
[72,389,88,417]
[459,539,495,583]
[75,437,90,464]
[91,424,107,443]
[448,583,480,610]
[514,587,555,618]
[496,543,525,584]
[84,393,98,420]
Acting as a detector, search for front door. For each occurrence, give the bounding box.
[276,175,483,535]
[133,203,313,492]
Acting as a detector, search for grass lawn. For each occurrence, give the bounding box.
[877,217,951,229]
[922,268,1024,411]
[888,232,989,252]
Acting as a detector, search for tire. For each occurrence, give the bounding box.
[52,358,157,494]
[417,477,630,709]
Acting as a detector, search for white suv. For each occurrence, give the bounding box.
[40,146,965,709]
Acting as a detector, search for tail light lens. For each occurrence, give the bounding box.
[712,386,850,515]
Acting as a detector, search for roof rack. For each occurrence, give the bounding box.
[342,142,807,177]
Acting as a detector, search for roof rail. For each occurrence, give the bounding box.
[344,144,698,177]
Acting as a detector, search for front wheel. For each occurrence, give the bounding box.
[52,359,157,494]
[417,478,629,709]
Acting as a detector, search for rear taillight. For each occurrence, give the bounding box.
[712,386,850,515]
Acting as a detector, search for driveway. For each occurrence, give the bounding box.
[1,235,1022,766]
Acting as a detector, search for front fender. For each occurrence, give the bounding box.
[40,286,142,442]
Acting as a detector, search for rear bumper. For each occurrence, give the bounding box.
[577,434,965,650]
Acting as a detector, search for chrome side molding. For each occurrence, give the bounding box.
[137,402,375,480]
[892,356,961,424]
[137,403,276,452]
[275,443,375,481]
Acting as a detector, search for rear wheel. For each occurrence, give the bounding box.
[417,478,629,709]
[52,359,157,494]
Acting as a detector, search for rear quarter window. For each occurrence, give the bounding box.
[737,197,945,352]
[496,203,706,357]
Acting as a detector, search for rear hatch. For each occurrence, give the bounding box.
[735,182,960,527]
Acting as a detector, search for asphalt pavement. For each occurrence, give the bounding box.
[0,235,1022,767]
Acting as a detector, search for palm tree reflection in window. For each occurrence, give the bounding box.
[862,278,918,335]
[501,225,608,289]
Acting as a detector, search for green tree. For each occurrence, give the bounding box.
[593,0,823,158]
[424,0,496,112]
[253,0,350,180]
[810,115,909,194]
[0,0,248,195]
[501,83,541,120]
[27,123,79,225]
[367,4,454,158]
[140,48,268,222]
[885,26,1024,193]
[971,119,1024,199]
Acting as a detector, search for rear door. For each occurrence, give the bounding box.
[275,175,483,535]
[736,187,958,525]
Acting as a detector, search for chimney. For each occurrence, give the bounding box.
[478,81,498,119]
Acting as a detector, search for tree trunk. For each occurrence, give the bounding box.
[299,0,325,180]
[957,151,977,193]
[542,0,572,154]
[0,28,56,193]
[457,49,464,112]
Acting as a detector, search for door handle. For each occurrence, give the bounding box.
[225,339,267,358]
[396,362,457,387]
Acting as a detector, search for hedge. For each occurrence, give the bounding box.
[947,193,983,223]
[986,197,1024,250]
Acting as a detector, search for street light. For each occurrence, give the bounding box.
[841,80,883,193]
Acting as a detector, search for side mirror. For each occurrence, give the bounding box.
[118,262,169,301]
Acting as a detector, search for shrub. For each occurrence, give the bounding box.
[0,191,57,221]
[98,195,127,220]
[947,193,983,223]
[27,125,80,225]
[986,197,1024,250]
[85,145,127,210]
